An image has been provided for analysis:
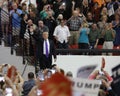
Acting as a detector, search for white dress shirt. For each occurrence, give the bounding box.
[43,39,50,55]
[53,25,71,43]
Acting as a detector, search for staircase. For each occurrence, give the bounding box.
[0,7,35,80]
[0,41,35,80]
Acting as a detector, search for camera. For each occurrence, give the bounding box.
[47,70,52,78]
[37,71,45,81]
[2,64,8,74]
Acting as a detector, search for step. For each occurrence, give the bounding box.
[0,44,35,80]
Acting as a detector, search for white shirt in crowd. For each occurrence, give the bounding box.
[53,25,71,43]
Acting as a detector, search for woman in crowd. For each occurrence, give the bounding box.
[39,5,49,20]
[97,15,109,49]
[98,15,108,31]
[100,7,108,19]
[82,0,90,17]
[78,22,90,50]
[0,64,24,96]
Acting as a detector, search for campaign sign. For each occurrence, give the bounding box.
[72,78,100,96]
[77,65,97,78]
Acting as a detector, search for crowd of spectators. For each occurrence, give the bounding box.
[0,63,66,96]
[0,0,120,96]
[0,59,118,96]
[0,0,120,56]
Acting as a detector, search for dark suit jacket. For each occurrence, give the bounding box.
[38,39,56,59]
[32,30,57,69]
[36,38,57,69]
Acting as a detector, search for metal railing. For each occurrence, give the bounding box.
[0,7,120,74]
[0,7,37,66]
[56,49,120,55]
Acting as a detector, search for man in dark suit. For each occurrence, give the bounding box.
[37,32,57,70]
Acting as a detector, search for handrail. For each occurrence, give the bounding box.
[0,6,120,68]
[56,49,120,54]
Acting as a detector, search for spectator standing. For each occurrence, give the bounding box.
[0,0,9,39]
[102,23,116,55]
[101,7,108,16]
[19,14,28,48]
[24,19,37,56]
[76,7,86,24]
[86,12,94,26]
[115,6,120,16]
[91,2,101,22]
[43,11,57,40]
[53,0,62,17]
[112,13,120,28]
[28,76,43,96]
[21,3,27,14]
[67,10,81,48]
[10,2,23,46]
[100,7,109,21]
[97,15,109,48]
[20,14,28,40]
[36,0,49,13]
[113,0,120,12]
[56,14,63,25]
[78,22,90,50]
[28,3,36,13]
[53,0,66,19]
[98,15,108,31]
[74,0,83,9]
[82,0,90,17]
[112,14,120,47]
[106,0,115,22]
[53,19,71,49]
[33,20,49,41]
[64,0,72,20]
[89,23,100,49]
[28,8,39,25]
[39,5,49,20]
[22,72,35,96]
